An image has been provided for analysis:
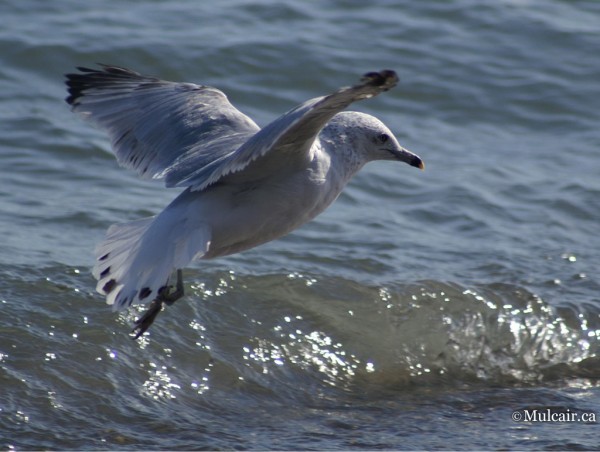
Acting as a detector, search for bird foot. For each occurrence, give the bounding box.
[131,269,184,339]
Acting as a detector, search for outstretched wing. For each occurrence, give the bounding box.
[66,66,398,192]
[180,70,400,191]
[65,65,260,186]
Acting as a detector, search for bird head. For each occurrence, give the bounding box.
[327,111,424,170]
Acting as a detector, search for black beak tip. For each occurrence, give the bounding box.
[411,156,425,170]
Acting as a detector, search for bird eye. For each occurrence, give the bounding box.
[378,133,389,143]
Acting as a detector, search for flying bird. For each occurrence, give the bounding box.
[65,65,424,338]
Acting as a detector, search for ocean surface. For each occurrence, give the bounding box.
[1,0,599,449]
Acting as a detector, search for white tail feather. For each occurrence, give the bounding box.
[93,206,211,310]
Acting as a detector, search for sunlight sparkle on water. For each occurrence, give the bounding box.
[142,362,181,400]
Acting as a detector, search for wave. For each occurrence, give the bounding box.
[4,264,598,409]
[181,272,600,392]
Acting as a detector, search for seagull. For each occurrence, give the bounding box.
[65,65,424,339]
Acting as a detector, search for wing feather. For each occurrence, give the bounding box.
[66,66,398,192]
[181,70,400,190]
[65,65,259,185]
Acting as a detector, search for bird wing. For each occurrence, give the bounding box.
[65,65,260,187]
[66,66,398,192]
[181,70,400,190]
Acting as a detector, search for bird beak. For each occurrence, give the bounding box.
[390,146,425,170]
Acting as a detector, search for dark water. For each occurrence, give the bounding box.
[1,0,599,449]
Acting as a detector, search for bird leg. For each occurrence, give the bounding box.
[131,269,184,340]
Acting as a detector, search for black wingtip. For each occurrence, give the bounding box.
[64,67,94,106]
[64,64,147,106]
[361,70,399,90]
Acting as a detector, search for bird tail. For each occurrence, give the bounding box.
[92,208,210,310]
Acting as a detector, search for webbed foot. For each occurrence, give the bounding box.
[131,269,184,339]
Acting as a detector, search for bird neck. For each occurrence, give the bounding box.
[318,129,367,183]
